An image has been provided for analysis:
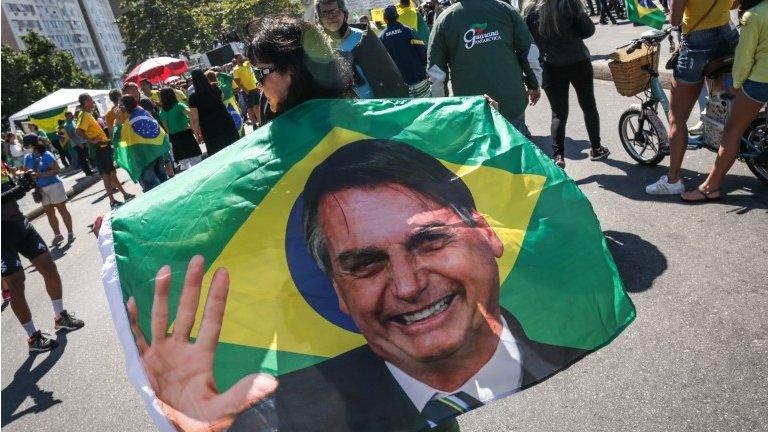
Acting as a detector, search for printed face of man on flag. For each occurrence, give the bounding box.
[303,139,504,384]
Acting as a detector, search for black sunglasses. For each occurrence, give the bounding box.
[254,66,276,82]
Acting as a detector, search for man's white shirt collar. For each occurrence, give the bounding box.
[385,315,523,411]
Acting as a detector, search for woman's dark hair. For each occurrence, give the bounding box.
[247,16,353,115]
[109,89,121,104]
[121,95,138,112]
[191,69,212,96]
[524,0,583,38]
[190,69,221,105]
[159,87,178,112]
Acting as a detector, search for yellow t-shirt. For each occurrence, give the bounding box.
[233,61,258,92]
[682,0,732,33]
[76,111,108,144]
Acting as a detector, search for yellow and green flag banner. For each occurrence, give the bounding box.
[112,107,170,182]
[29,106,67,133]
[103,97,634,431]
[218,72,244,136]
[625,0,666,29]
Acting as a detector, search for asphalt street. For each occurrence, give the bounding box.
[2,33,767,432]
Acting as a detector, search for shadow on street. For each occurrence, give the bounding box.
[576,157,768,213]
[1,332,68,427]
[604,230,667,293]
[529,135,592,161]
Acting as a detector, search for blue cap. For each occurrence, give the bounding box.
[22,133,39,147]
[384,5,398,21]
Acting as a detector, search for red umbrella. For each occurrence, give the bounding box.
[164,75,181,84]
[125,57,188,85]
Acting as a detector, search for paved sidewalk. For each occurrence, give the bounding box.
[18,167,100,220]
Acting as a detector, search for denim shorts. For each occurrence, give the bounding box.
[674,24,739,84]
[742,79,768,104]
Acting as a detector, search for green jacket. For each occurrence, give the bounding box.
[428,0,536,121]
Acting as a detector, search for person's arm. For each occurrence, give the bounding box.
[35,153,60,178]
[511,11,540,96]
[411,28,428,66]
[427,16,448,97]
[233,69,245,91]
[670,0,688,27]
[126,257,277,431]
[574,10,596,39]
[527,43,543,91]
[189,107,203,142]
[731,11,758,89]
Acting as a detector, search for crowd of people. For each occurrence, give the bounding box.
[1,0,766,378]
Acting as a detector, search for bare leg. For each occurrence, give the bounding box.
[54,203,73,234]
[683,90,764,199]
[102,174,117,205]
[31,251,63,302]
[109,172,128,196]
[42,204,61,236]
[668,79,705,183]
[4,271,31,324]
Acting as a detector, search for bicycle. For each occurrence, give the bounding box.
[615,27,768,185]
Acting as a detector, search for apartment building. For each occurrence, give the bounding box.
[2,0,126,87]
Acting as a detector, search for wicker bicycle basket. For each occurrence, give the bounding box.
[608,44,660,97]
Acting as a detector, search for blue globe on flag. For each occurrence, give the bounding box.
[129,108,161,139]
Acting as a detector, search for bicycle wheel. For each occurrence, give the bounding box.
[618,105,667,165]
[744,116,768,186]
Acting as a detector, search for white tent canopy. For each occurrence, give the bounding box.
[8,88,111,133]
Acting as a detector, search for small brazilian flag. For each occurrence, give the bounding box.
[112,107,170,182]
[101,97,634,419]
[625,0,667,29]
[29,106,67,133]
[218,73,244,136]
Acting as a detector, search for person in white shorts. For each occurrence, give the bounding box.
[22,134,74,245]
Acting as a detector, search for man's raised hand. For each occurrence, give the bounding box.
[126,255,277,431]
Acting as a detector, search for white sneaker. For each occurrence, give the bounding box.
[645,175,684,195]
[689,121,704,136]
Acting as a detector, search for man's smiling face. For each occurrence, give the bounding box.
[317,183,504,370]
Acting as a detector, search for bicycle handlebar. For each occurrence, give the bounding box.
[623,26,676,54]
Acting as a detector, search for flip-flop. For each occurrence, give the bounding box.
[681,188,722,203]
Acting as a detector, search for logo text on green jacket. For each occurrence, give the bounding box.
[463,22,500,49]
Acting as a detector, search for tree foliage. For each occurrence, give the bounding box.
[1,31,101,119]
[118,0,302,68]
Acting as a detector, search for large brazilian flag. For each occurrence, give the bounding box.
[99,97,634,430]
[625,0,667,29]
[29,106,67,133]
[112,107,171,182]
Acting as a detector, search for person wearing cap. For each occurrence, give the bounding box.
[76,93,134,209]
[21,133,74,244]
[380,5,431,98]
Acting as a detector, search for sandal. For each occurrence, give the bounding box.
[681,187,722,203]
